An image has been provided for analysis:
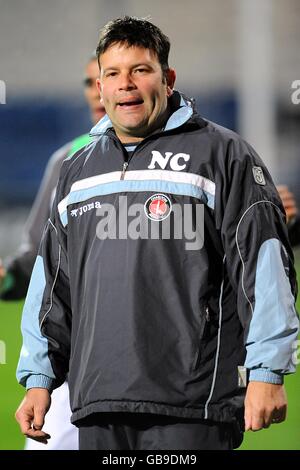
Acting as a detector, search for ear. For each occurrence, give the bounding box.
[166,68,176,97]
[96,78,103,101]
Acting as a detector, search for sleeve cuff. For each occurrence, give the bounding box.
[249,368,284,384]
[26,374,54,391]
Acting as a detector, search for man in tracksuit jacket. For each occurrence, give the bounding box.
[15,17,299,450]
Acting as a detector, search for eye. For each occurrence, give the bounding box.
[106,71,118,78]
[134,68,147,74]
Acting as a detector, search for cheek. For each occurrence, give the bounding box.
[101,87,114,105]
[100,92,110,106]
[152,86,167,104]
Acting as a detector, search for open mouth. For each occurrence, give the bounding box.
[118,99,144,107]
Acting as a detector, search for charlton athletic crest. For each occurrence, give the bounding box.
[144,193,172,221]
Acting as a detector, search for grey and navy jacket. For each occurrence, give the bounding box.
[17,91,299,425]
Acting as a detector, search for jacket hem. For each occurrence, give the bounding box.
[70,400,238,424]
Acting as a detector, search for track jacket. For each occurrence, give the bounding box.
[17,91,299,424]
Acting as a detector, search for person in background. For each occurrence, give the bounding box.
[277,185,300,247]
[0,53,105,449]
[0,53,104,301]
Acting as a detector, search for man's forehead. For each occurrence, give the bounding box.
[99,42,159,65]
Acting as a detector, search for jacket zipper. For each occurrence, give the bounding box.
[105,129,159,182]
[205,306,210,322]
[119,142,146,180]
[106,128,168,182]
[120,161,129,180]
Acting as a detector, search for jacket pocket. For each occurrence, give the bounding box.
[192,303,211,371]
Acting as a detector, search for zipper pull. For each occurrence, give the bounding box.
[120,161,128,180]
[205,306,210,322]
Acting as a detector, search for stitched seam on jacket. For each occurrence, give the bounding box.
[235,200,281,316]
[39,219,62,329]
[204,255,226,418]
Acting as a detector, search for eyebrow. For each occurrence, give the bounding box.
[132,63,153,68]
[102,67,119,73]
[102,63,154,73]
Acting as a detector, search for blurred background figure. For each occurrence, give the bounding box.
[277,185,298,224]
[0,53,105,450]
[277,185,300,247]
[0,54,104,301]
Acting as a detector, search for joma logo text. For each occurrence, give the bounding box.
[71,201,101,218]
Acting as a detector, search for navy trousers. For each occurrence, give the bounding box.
[77,413,243,450]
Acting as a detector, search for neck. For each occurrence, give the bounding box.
[117,134,144,144]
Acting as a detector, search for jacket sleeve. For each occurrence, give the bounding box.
[217,137,299,383]
[16,199,71,391]
[0,143,71,301]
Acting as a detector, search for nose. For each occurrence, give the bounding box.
[118,72,136,91]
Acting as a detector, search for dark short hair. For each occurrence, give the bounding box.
[96,16,170,77]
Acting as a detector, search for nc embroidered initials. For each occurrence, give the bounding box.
[148,150,190,171]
